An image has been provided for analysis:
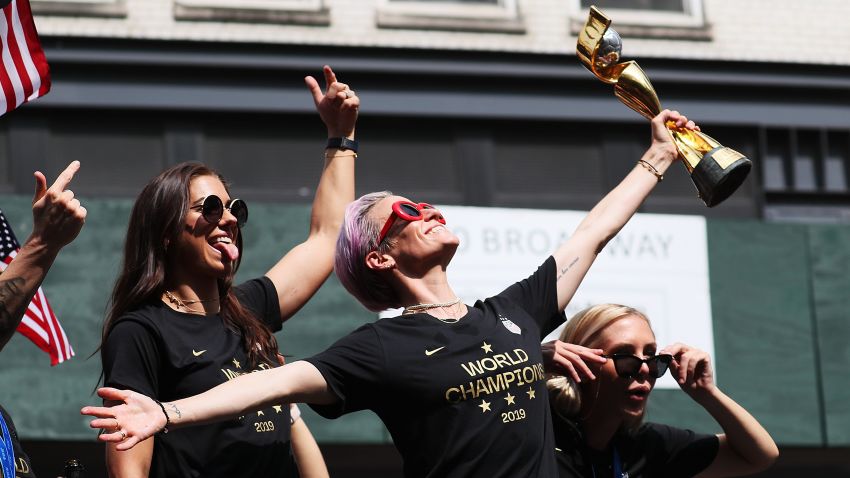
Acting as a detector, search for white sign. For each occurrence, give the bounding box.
[385,205,714,389]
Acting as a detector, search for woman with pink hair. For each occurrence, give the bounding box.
[83,109,698,478]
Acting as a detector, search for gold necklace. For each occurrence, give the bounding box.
[402,298,463,323]
[163,290,219,314]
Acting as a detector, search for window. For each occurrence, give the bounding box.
[377,0,524,33]
[571,0,709,40]
[174,0,329,25]
[31,0,126,18]
[580,0,687,12]
[762,128,850,224]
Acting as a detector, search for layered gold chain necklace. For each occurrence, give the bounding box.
[163,290,219,314]
[402,298,463,323]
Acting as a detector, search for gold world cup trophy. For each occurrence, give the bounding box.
[577,6,752,207]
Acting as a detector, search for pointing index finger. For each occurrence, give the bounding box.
[48,160,80,193]
[322,65,337,91]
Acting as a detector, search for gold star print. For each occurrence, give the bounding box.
[257,410,265,417]
[504,393,516,405]
[481,342,493,354]
[232,358,241,369]
[479,400,491,413]
[273,405,283,414]
[526,387,536,399]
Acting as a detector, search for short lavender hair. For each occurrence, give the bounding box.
[335,191,400,312]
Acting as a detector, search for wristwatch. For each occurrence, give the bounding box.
[326,137,358,153]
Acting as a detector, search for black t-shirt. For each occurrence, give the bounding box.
[0,404,36,478]
[554,416,720,478]
[103,277,294,478]
[306,257,565,478]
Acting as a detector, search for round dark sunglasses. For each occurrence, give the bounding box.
[377,200,444,245]
[603,353,672,379]
[191,195,248,229]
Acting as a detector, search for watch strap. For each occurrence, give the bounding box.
[326,137,358,152]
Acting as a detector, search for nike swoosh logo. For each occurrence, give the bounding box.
[192,349,207,357]
[425,346,445,356]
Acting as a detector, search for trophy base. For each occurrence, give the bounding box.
[691,146,752,207]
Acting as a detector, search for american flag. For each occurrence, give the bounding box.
[0,0,50,116]
[0,209,73,365]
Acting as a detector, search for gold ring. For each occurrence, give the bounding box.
[120,430,127,441]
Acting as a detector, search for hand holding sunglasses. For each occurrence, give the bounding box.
[660,343,715,395]
[541,340,607,383]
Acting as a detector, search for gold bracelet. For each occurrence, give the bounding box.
[323,151,358,161]
[637,159,663,182]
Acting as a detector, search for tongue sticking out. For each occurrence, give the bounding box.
[212,242,240,262]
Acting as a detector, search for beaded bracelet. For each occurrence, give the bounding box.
[154,399,170,434]
[637,159,664,182]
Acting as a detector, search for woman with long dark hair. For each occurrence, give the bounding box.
[547,304,778,477]
[98,66,357,477]
[86,110,697,477]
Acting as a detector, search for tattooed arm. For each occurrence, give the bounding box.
[552,111,695,311]
[0,161,86,353]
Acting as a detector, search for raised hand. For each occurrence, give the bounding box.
[542,340,607,383]
[304,65,359,139]
[30,160,86,251]
[651,109,697,147]
[81,387,167,451]
[660,342,715,397]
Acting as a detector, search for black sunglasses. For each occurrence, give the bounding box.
[603,353,672,379]
[191,195,248,229]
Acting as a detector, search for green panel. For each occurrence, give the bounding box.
[808,225,850,446]
[645,390,719,434]
[0,196,389,444]
[707,220,822,446]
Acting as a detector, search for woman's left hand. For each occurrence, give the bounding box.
[541,340,607,383]
[304,65,359,139]
[661,342,716,398]
[81,387,167,451]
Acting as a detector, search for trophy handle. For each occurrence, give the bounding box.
[613,62,662,121]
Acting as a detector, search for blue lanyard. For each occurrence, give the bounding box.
[0,412,16,478]
[612,446,623,478]
[591,445,624,478]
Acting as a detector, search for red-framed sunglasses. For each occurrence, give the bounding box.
[376,201,445,245]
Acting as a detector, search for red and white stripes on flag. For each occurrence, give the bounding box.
[0,208,73,365]
[0,0,50,116]
[0,250,74,365]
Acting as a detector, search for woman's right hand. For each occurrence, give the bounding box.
[81,387,167,451]
[541,340,607,383]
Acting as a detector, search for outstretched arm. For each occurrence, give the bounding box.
[0,161,86,352]
[552,110,693,311]
[265,65,358,322]
[661,343,779,477]
[82,361,335,451]
[290,404,330,478]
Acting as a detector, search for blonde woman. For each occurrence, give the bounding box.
[547,304,778,477]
